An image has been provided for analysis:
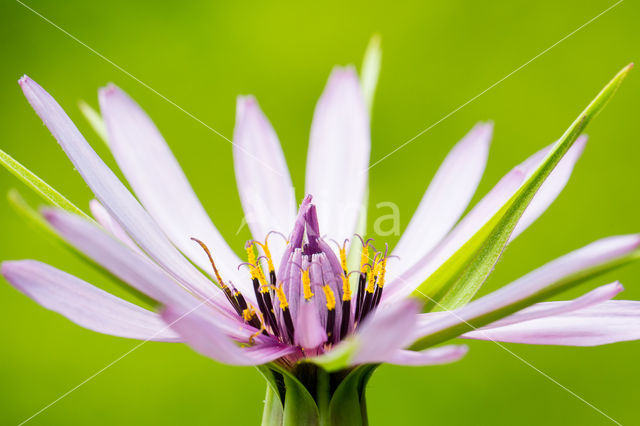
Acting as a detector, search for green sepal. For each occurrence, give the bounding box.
[0,149,91,220]
[261,385,284,426]
[310,339,358,373]
[361,34,382,114]
[411,242,640,350]
[258,362,377,426]
[327,364,378,426]
[413,64,633,312]
[78,100,109,143]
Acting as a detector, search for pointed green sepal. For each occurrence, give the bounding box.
[413,63,633,312]
[0,149,91,220]
[78,100,108,143]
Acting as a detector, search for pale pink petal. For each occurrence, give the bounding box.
[392,122,491,273]
[350,299,420,365]
[305,67,370,243]
[2,260,181,341]
[384,345,468,366]
[233,96,296,264]
[481,281,623,329]
[413,235,640,340]
[98,85,247,294]
[384,167,525,301]
[462,300,640,346]
[42,209,253,337]
[386,138,588,301]
[19,76,233,305]
[161,304,296,365]
[294,300,327,349]
[89,199,141,254]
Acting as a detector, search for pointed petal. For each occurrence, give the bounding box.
[42,209,252,336]
[385,345,468,366]
[463,300,640,346]
[305,67,370,243]
[2,260,180,341]
[98,84,247,294]
[481,281,623,329]
[350,299,420,364]
[233,96,296,263]
[19,76,233,304]
[411,235,640,349]
[392,122,492,272]
[161,304,296,365]
[386,137,587,302]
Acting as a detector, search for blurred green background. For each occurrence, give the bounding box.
[1,0,639,424]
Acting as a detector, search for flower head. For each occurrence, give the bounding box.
[1,48,638,423]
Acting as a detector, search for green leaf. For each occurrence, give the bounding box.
[78,100,109,142]
[0,149,91,220]
[413,63,633,312]
[328,364,378,426]
[411,244,640,350]
[360,34,382,114]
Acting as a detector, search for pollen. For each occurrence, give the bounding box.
[274,284,289,309]
[322,285,336,311]
[341,274,352,301]
[302,269,314,300]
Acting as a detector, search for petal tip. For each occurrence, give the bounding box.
[18,75,31,86]
[98,83,121,100]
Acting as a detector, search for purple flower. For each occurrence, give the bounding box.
[2,54,638,423]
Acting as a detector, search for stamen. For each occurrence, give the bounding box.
[274,284,295,343]
[372,256,387,309]
[302,269,314,300]
[248,313,267,344]
[242,305,262,330]
[322,285,336,344]
[246,244,279,337]
[322,285,336,311]
[192,238,242,315]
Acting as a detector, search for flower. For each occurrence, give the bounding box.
[2,53,639,423]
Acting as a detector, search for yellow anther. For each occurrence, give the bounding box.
[359,245,370,274]
[246,245,270,289]
[254,240,275,273]
[322,285,336,311]
[257,268,270,292]
[242,306,256,322]
[377,257,387,288]
[245,246,258,280]
[341,274,352,301]
[274,285,289,309]
[302,269,314,300]
[339,245,348,274]
[248,313,266,344]
[366,256,378,293]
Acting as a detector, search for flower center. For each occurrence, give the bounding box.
[194,195,389,354]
